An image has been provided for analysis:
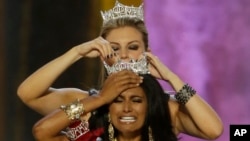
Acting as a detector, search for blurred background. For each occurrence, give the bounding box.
[1,0,250,140]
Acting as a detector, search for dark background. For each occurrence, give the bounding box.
[1,0,102,140]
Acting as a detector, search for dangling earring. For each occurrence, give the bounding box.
[148,126,153,141]
[108,114,114,141]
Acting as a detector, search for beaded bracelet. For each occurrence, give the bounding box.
[174,84,196,105]
[60,99,85,121]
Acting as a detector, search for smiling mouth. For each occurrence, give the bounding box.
[119,116,136,123]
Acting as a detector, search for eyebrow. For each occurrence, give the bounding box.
[109,40,141,45]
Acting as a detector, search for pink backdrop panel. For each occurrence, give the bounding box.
[145,0,250,141]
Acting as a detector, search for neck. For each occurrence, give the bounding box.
[115,134,142,141]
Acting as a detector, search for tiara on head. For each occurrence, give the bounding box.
[103,53,150,75]
[100,0,144,24]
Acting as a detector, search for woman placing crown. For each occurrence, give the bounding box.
[17,1,223,141]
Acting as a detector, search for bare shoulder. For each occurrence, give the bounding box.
[50,87,90,102]
[168,95,179,112]
[168,97,180,135]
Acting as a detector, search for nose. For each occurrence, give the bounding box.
[123,101,132,113]
[119,48,129,60]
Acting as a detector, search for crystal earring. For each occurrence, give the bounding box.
[148,126,153,141]
[108,114,114,141]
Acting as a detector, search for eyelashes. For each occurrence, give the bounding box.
[113,97,143,103]
[111,45,140,51]
[129,45,139,50]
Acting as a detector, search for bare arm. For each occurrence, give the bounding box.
[168,74,223,140]
[33,95,105,141]
[17,47,84,115]
[146,52,223,139]
[17,37,115,115]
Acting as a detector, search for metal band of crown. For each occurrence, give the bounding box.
[103,53,150,75]
[101,1,144,24]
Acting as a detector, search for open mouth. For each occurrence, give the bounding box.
[119,116,136,123]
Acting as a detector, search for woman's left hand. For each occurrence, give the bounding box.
[144,52,174,81]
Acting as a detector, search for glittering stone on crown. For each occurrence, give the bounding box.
[103,54,150,75]
[101,1,144,24]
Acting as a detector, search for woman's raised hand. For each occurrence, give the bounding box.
[145,52,175,81]
[99,70,143,104]
[75,37,115,59]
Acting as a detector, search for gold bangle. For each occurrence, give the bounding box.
[60,99,84,121]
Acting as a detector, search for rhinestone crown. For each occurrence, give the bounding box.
[103,53,150,75]
[101,1,144,24]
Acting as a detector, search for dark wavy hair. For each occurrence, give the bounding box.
[89,74,177,141]
[139,74,177,141]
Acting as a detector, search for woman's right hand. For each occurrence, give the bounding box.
[75,37,115,59]
[99,70,143,104]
